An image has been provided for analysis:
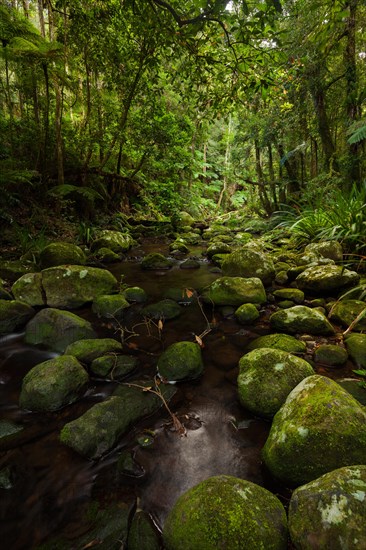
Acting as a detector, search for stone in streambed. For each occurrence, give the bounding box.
[12,272,44,306]
[344,333,366,367]
[91,355,138,379]
[314,344,348,366]
[296,265,359,293]
[270,305,335,335]
[39,242,86,268]
[157,341,203,381]
[127,510,161,550]
[329,300,366,332]
[123,286,147,303]
[221,249,275,285]
[141,299,181,320]
[91,230,134,253]
[234,303,260,324]
[246,333,306,354]
[65,338,123,364]
[201,277,266,306]
[92,294,130,320]
[0,299,35,335]
[141,253,173,270]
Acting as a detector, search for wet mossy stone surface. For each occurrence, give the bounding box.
[127,510,161,550]
[314,344,348,366]
[64,338,123,364]
[141,253,173,270]
[288,465,366,550]
[41,265,118,309]
[0,299,35,335]
[273,288,304,304]
[92,294,130,320]
[270,305,335,335]
[201,276,266,306]
[262,375,366,486]
[246,333,306,354]
[345,333,366,367]
[206,242,231,258]
[304,240,343,262]
[329,299,366,331]
[25,308,95,352]
[337,379,366,406]
[0,260,38,283]
[221,249,275,286]
[234,303,260,324]
[237,348,314,419]
[12,272,44,306]
[94,247,120,263]
[123,286,147,303]
[296,265,359,293]
[19,355,88,412]
[157,341,204,381]
[162,475,288,550]
[141,299,181,320]
[60,381,176,459]
[91,229,134,253]
[90,354,138,379]
[39,242,87,269]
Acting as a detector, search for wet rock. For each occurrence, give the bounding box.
[141,253,174,270]
[92,293,130,320]
[60,381,176,458]
[247,333,306,354]
[0,260,38,283]
[314,344,348,366]
[117,450,145,477]
[337,379,366,406]
[179,258,200,269]
[201,276,266,306]
[237,348,314,419]
[157,341,204,381]
[20,355,88,411]
[345,334,366,367]
[163,475,288,550]
[275,270,289,285]
[0,466,13,489]
[273,288,304,304]
[163,287,195,305]
[12,272,44,306]
[65,338,123,363]
[0,299,35,334]
[127,510,161,550]
[77,501,134,549]
[175,211,195,227]
[0,282,12,300]
[288,465,366,550]
[169,239,190,254]
[221,249,275,286]
[91,355,137,379]
[278,300,295,309]
[25,308,95,352]
[123,286,147,303]
[270,305,335,335]
[94,247,121,263]
[91,229,134,253]
[141,299,181,320]
[262,375,366,486]
[304,240,343,262]
[41,265,118,309]
[39,242,86,268]
[0,420,23,439]
[234,303,260,324]
[206,242,232,258]
[329,299,366,331]
[296,265,359,293]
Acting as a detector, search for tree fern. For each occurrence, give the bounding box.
[347,121,366,145]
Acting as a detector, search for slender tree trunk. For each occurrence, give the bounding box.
[55,81,64,185]
[268,143,278,209]
[38,0,46,37]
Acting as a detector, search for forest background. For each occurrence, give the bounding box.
[1,0,365,255]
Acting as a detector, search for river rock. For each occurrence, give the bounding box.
[247,333,306,354]
[141,299,181,320]
[296,265,359,293]
[288,465,366,550]
[329,299,366,331]
[124,286,147,303]
[0,299,35,334]
[19,355,88,411]
[0,260,38,282]
[175,211,195,227]
[304,241,343,262]
[25,308,95,352]
[201,276,266,306]
[94,247,121,263]
[127,510,160,550]
[60,381,176,458]
[91,230,134,253]
[41,265,118,308]
[234,303,260,324]
[345,333,366,367]
[169,238,190,254]
[262,375,366,486]
[157,341,203,381]
[12,272,44,306]
[206,242,232,258]
[273,288,305,304]
[92,294,130,320]
[237,348,314,419]
[90,355,138,379]
[314,344,348,366]
[221,249,275,285]
[337,379,366,406]
[162,475,288,550]
[39,242,87,268]
[65,338,123,363]
[270,305,335,335]
[0,282,12,300]
[141,253,173,270]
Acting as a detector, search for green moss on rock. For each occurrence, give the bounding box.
[158,341,204,381]
[201,276,266,306]
[12,272,44,306]
[0,299,35,335]
[221,249,275,285]
[329,300,366,331]
[65,338,123,363]
[345,333,366,367]
[141,253,173,270]
[92,294,130,320]
[270,305,335,335]
[234,303,260,324]
[247,333,306,354]
[90,355,137,379]
[314,344,348,366]
[141,299,181,320]
[39,242,86,269]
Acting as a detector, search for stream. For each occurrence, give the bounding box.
[0,238,355,548]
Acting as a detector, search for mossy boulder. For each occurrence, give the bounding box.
[337,378,366,406]
[288,465,366,550]
[162,475,288,550]
[270,305,335,335]
[157,341,204,381]
[94,247,121,263]
[19,355,88,411]
[11,272,44,306]
[314,344,348,366]
[273,288,304,304]
[65,338,123,363]
[221,249,275,286]
[141,299,181,320]
[25,308,95,352]
[296,265,359,293]
[0,260,38,283]
[175,211,195,227]
[247,333,306,354]
[0,299,35,335]
[60,381,176,458]
[169,239,190,254]
[39,242,87,269]
[123,286,147,303]
[345,333,366,367]
[90,355,138,379]
[127,510,160,550]
[201,277,266,306]
[92,294,130,320]
[141,253,174,270]
[234,303,260,324]
[237,348,314,419]
[41,265,118,308]
[206,242,232,259]
[91,230,134,253]
[180,258,200,269]
[262,375,366,486]
[329,300,366,332]
[0,283,12,300]
[304,241,343,262]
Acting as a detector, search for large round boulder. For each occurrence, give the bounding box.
[92,294,130,320]
[65,338,123,363]
[157,341,204,381]
[345,333,366,367]
[201,276,266,306]
[0,299,35,335]
[288,465,366,550]
[39,242,87,269]
[270,305,335,335]
[304,241,343,262]
[162,475,288,550]
[246,333,306,354]
[329,300,366,332]
[262,375,366,486]
[141,253,173,270]
[12,272,44,306]
[19,355,88,411]
[221,249,275,285]
[238,348,314,419]
[91,230,134,253]
[296,265,359,293]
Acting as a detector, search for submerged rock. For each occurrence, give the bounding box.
[221,249,275,285]
[237,348,314,418]
[288,465,366,550]
[0,299,35,335]
[201,276,266,306]
[262,375,366,486]
[163,475,288,550]
[247,333,306,354]
[270,305,335,335]
[65,338,123,363]
[296,265,359,293]
[19,355,88,411]
[39,242,86,268]
[141,299,181,320]
[157,341,204,381]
